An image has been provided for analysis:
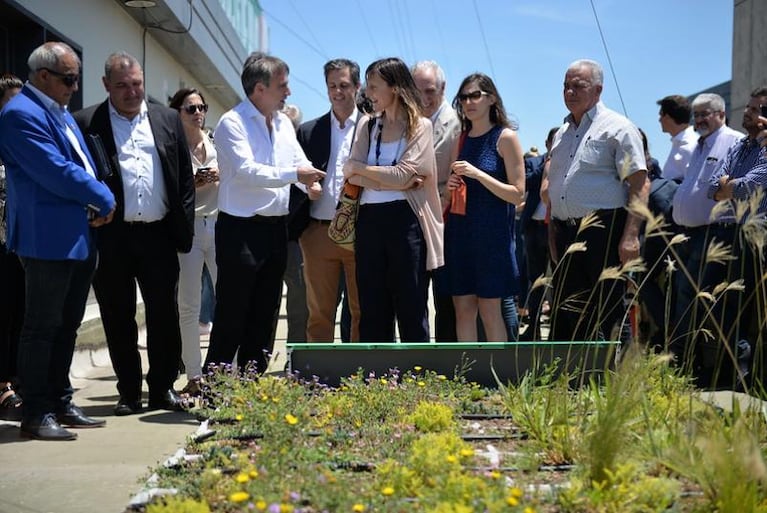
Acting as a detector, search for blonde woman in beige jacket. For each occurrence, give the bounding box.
[342,57,443,342]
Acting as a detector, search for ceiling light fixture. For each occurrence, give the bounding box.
[124,0,157,7]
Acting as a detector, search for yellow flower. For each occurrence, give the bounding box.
[352,504,366,512]
[523,508,536,513]
[235,472,250,483]
[271,396,280,403]
[249,469,259,478]
[380,378,387,384]
[490,470,501,479]
[260,394,269,402]
[437,374,447,381]
[446,455,457,463]
[255,500,267,511]
[417,381,426,387]
[506,496,519,507]
[460,448,474,457]
[414,365,423,372]
[285,413,299,425]
[235,413,244,421]
[229,491,250,503]
[280,504,294,513]
[381,486,395,496]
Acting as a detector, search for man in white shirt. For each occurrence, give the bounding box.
[412,60,461,341]
[657,95,697,182]
[204,53,324,373]
[75,52,195,416]
[668,93,741,365]
[297,59,361,342]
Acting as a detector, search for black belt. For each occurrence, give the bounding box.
[310,218,332,225]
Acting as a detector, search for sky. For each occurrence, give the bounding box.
[258,0,734,164]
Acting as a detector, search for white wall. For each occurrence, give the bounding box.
[18,0,229,121]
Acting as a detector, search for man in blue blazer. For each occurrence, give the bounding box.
[0,42,116,440]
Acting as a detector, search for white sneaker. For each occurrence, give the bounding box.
[199,322,212,336]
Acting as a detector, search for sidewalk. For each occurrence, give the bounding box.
[0,290,290,513]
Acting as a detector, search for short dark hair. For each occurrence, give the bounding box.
[323,58,360,87]
[0,73,22,98]
[241,52,289,96]
[656,95,691,125]
[751,86,767,99]
[168,87,206,111]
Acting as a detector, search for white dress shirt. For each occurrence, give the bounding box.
[671,125,742,227]
[662,125,697,181]
[109,100,168,222]
[215,99,310,217]
[27,82,96,179]
[310,108,358,220]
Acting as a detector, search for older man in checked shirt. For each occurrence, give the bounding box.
[542,59,649,342]
[698,86,767,390]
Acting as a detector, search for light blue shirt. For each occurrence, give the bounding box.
[671,125,741,227]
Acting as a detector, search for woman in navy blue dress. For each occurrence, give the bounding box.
[445,73,525,341]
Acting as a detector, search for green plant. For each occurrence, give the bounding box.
[146,496,211,513]
[406,401,455,432]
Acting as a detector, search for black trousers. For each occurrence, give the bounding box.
[0,244,24,382]
[205,212,287,373]
[549,208,627,341]
[93,220,181,402]
[355,201,429,342]
[524,219,549,338]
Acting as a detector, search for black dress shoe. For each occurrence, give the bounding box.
[20,414,77,441]
[148,389,189,412]
[57,404,106,428]
[114,399,144,416]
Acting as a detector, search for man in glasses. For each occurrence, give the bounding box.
[74,52,195,416]
[0,42,116,440]
[669,93,740,372]
[542,59,649,342]
[412,60,461,341]
[701,86,767,389]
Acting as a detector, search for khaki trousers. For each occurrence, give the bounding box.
[299,219,360,341]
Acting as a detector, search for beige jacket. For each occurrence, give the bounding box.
[348,115,444,270]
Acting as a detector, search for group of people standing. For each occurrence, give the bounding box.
[1,39,766,441]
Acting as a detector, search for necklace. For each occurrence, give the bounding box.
[375,119,404,166]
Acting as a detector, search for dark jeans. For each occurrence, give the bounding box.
[17,254,95,420]
[430,267,457,342]
[94,221,182,402]
[356,201,429,342]
[0,244,24,382]
[206,212,287,373]
[696,224,760,389]
[549,208,627,341]
[524,220,549,339]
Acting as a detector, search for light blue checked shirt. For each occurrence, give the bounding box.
[708,135,767,224]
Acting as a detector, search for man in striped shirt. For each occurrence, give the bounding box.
[701,86,767,390]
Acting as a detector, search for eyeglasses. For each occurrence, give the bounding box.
[38,67,79,87]
[457,90,489,103]
[183,104,209,114]
[693,110,720,119]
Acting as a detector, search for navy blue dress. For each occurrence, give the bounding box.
[445,125,519,298]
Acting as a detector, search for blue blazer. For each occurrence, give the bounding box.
[0,86,115,260]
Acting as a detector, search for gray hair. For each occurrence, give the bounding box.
[692,93,725,113]
[27,42,80,79]
[104,52,141,81]
[241,52,289,96]
[568,59,604,86]
[411,60,446,89]
[282,103,302,130]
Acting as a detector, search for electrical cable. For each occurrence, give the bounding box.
[471,0,496,79]
[285,0,327,56]
[589,0,628,116]
[261,7,329,61]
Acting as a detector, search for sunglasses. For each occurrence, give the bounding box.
[39,67,79,87]
[183,104,209,114]
[457,90,489,103]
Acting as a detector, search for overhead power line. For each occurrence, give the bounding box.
[261,7,329,61]
[589,0,627,117]
[471,0,496,79]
